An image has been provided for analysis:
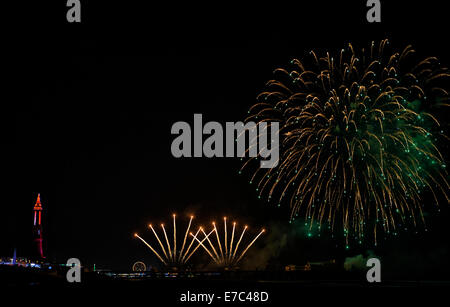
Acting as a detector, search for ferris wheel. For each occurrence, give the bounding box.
[132,261,146,272]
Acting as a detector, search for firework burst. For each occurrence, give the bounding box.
[243,39,450,245]
[192,217,265,268]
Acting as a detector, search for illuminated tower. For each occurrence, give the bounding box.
[32,193,45,259]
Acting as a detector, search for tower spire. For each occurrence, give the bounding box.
[32,193,45,259]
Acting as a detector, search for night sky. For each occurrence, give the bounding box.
[2,1,450,277]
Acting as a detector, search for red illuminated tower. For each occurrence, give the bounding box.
[32,193,45,259]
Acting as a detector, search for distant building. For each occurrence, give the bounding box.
[285,263,311,271]
[284,259,337,271]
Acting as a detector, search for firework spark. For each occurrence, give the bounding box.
[193,217,265,267]
[243,39,449,245]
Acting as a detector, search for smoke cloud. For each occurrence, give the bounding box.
[239,220,314,270]
[343,250,377,271]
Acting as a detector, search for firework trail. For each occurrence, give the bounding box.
[194,217,265,267]
[134,214,205,266]
[242,39,449,245]
[134,233,167,265]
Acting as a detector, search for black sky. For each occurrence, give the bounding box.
[2,1,450,275]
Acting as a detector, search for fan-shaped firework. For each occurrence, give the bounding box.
[243,39,449,245]
[134,214,210,266]
[192,217,265,268]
